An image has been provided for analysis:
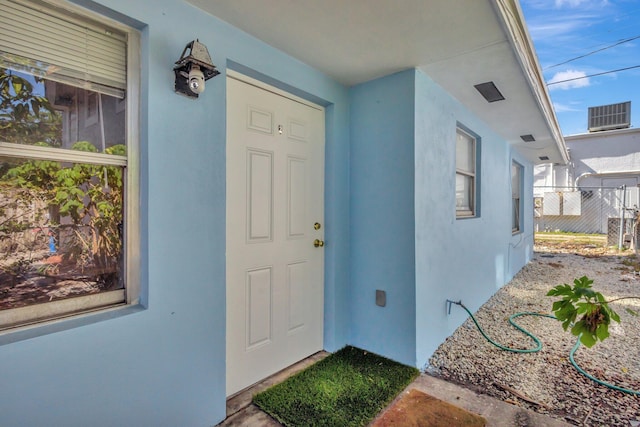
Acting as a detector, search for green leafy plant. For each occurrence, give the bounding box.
[1,68,124,292]
[2,143,124,270]
[548,276,638,347]
[0,68,62,146]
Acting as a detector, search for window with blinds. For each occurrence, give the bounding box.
[0,0,139,331]
[0,0,127,98]
[512,161,523,233]
[456,127,479,218]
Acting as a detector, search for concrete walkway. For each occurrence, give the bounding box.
[217,352,571,426]
[396,375,571,427]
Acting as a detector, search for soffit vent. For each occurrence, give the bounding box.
[588,101,631,132]
[520,134,535,142]
[474,82,505,103]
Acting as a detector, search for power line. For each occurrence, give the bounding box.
[544,34,640,70]
[546,64,640,86]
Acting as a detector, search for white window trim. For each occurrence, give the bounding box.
[456,127,477,218]
[0,0,141,333]
[0,290,126,328]
[0,142,128,166]
[125,26,141,308]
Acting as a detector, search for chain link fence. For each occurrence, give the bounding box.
[534,185,640,252]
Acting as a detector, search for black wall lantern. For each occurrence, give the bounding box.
[174,39,219,98]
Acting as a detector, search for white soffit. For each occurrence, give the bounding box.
[187,0,567,164]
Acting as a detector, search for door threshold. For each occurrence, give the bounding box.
[226,350,330,418]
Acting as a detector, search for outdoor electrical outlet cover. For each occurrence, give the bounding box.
[376,290,386,307]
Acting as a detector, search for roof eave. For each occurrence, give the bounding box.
[491,0,569,165]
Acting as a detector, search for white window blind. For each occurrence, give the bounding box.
[456,128,476,217]
[0,0,126,98]
[511,163,520,199]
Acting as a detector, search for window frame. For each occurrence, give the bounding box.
[512,161,523,234]
[0,0,141,332]
[455,126,478,218]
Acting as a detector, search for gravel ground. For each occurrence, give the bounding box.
[428,250,640,426]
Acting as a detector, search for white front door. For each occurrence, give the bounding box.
[226,74,325,396]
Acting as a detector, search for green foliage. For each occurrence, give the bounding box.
[0,68,62,146]
[1,68,124,283]
[253,346,419,427]
[547,276,621,347]
[1,141,125,270]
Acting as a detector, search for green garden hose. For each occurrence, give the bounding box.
[449,300,640,396]
[568,339,639,395]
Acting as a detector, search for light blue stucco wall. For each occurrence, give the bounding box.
[0,1,351,426]
[0,1,539,424]
[414,70,534,366]
[348,70,417,367]
[346,69,534,369]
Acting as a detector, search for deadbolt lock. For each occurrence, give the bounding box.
[314,222,321,230]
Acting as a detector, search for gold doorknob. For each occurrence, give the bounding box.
[314,239,324,248]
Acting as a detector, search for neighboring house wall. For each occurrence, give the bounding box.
[570,128,640,186]
[75,93,126,148]
[44,81,126,149]
[533,128,640,234]
[534,128,640,190]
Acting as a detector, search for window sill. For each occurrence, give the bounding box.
[456,213,477,220]
[0,303,146,346]
[0,290,126,329]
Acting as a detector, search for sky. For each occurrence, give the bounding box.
[520,0,640,136]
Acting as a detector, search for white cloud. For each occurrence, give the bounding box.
[555,0,588,7]
[548,69,591,90]
[553,102,581,112]
[554,0,609,8]
[524,10,601,42]
[527,20,587,39]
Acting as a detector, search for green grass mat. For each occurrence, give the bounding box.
[252,346,420,427]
